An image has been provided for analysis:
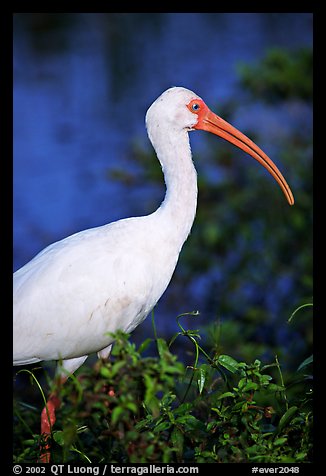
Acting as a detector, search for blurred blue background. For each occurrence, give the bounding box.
[13,13,313,368]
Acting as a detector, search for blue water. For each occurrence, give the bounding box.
[13,13,313,348]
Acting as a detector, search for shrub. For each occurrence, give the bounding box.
[13,314,312,463]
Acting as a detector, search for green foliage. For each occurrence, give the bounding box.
[237,48,312,102]
[13,317,312,463]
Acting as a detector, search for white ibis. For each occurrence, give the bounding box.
[13,86,294,461]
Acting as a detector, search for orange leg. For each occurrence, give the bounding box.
[39,393,61,463]
[39,372,67,463]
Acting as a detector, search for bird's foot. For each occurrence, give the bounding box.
[39,394,61,463]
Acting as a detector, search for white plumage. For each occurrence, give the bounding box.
[13,86,294,377]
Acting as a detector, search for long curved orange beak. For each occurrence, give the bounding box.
[191,101,294,206]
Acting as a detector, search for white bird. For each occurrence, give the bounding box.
[13,86,294,459]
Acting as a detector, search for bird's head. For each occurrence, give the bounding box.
[146,87,203,132]
[146,86,294,206]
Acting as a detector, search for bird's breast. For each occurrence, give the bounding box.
[13,215,181,363]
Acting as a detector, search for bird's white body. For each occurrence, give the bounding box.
[13,87,198,375]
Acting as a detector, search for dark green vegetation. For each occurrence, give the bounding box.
[13,314,312,463]
[13,47,313,463]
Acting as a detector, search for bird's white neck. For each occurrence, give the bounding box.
[150,128,198,251]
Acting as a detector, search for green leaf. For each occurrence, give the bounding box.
[217,391,236,400]
[156,338,170,359]
[175,414,202,430]
[268,383,286,393]
[197,365,208,394]
[145,444,155,456]
[276,406,298,434]
[111,406,125,425]
[217,355,239,373]
[154,421,171,433]
[111,360,127,377]
[160,392,176,411]
[297,354,313,372]
[211,407,223,417]
[174,402,193,416]
[295,452,308,461]
[260,374,273,384]
[138,338,153,354]
[100,366,111,378]
[126,402,138,414]
[171,427,184,456]
[241,381,259,392]
[53,431,65,446]
[273,437,288,446]
[163,365,184,375]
